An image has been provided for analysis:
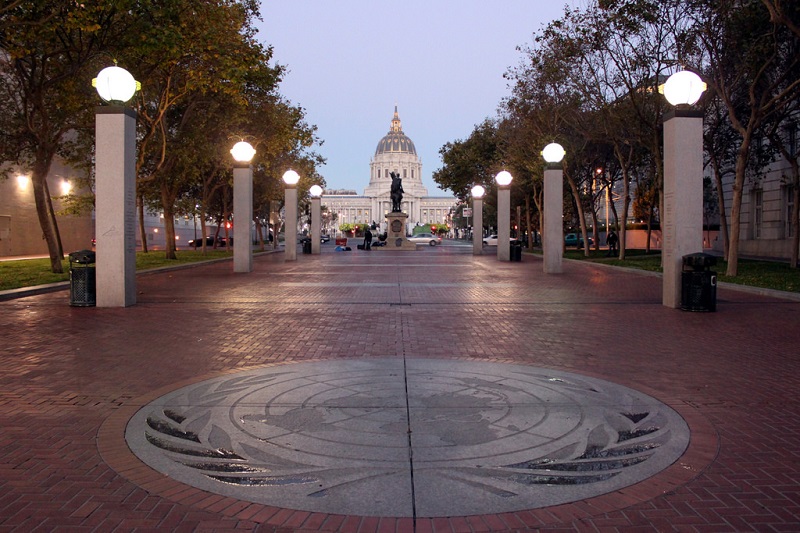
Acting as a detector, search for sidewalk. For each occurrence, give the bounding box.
[1,247,798,531]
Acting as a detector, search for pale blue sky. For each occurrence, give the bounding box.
[257,1,580,194]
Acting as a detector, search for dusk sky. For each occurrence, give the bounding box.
[257,1,582,195]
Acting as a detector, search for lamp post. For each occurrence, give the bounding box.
[231,141,255,273]
[543,142,566,274]
[282,169,300,261]
[92,65,140,307]
[495,171,513,261]
[660,70,707,308]
[309,184,323,255]
[471,185,485,256]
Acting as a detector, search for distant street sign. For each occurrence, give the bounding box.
[463,208,473,217]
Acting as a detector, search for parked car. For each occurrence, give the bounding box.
[564,233,593,247]
[408,233,442,246]
[482,234,520,246]
[188,236,226,248]
[320,234,331,243]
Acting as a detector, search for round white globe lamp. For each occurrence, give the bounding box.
[471,185,485,198]
[309,184,323,197]
[495,171,513,187]
[230,141,256,163]
[542,143,566,164]
[282,169,300,186]
[92,66,140,104]
[662,70,707,106]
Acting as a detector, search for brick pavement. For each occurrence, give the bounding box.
[1,245,799,532]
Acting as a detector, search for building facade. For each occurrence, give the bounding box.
[713,124,799,258]
[322,107,455,234]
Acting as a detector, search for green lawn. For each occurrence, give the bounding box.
[562,248,800,293]
[0,249,235,292]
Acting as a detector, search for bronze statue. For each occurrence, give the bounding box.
[390,171,404,212]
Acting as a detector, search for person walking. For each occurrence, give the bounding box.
[364,227,373,250]
[606,230,618,256]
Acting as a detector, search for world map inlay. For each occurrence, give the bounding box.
[125,359,690,517]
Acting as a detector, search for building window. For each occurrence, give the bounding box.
[403,169,407,178]
[752,189,763,239]
[787,123,798,158]
[786,185,796,238]
[411,170,414,179]
[385,169,388,178]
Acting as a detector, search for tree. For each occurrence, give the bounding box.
[686,0,800,275]
[433,119,504,231]
[0,2,121,272]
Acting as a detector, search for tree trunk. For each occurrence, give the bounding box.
[44,179,64,258]
[710,156,730,261]
[791,167,799,268]
[138,194,149,253]
[525,195,534,249]
[727,146,749,277]
[160,185,178,260]
[31,158,64,273]
[564,169,590,257]
[531,184,543,246]
[619,176,631,261]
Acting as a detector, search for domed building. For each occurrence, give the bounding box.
[322,107,455,234]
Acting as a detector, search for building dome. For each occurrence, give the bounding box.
[375,106,416,156]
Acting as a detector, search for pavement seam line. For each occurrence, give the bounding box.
[401,312,418,530]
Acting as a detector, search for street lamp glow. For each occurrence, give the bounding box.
[542,143,566,163]
[661,70,707,106]
[282,169,300,186]
[471,184,485,198]
[230,141,256,163]
[495,170,513,187]
[309,184,323,197]
[92,66,140,104]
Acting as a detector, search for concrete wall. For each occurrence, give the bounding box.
[592,229,719,251]
[0,158,93,257]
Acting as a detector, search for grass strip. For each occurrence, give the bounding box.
[563,249,800,293]
[0,249,237,292]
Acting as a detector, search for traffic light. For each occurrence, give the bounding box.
[431,225,437,232]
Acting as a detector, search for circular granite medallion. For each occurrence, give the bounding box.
[125,359,690,517]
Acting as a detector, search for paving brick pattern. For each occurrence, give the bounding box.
[1,246,799,531]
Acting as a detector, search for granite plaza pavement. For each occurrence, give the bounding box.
[1,242,799,532]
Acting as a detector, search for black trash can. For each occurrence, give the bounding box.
[681,252,717,312]
[69,249,96,307]
[510,241,522,262]
[301,238,312,254]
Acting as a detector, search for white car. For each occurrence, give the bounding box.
[482,235,519,246]
[408,233,442,246]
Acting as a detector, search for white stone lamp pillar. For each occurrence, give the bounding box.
[471,185,485,256]
[282,169,300,261]
[231,141,255,273]
[543,142,566,274]
[660,70,707,308]
[92,66,140,307]
[309,185,323,255]
[495,171,513,261]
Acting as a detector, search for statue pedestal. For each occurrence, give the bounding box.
[380,212,417,251]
